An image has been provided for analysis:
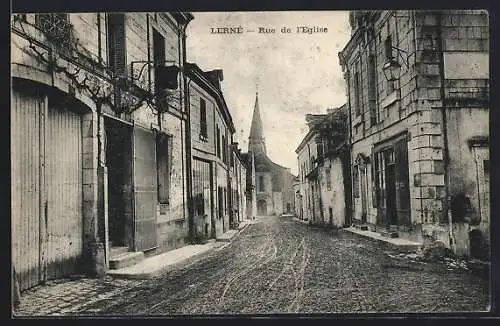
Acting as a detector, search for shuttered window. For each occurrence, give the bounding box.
[156,133,173,204]
[354,72,361,116]
[200,98,208,139]
[368,54,378,125]
[153,29,167,106]
[353,165,360,198]
[216,125,221,158]
[106,13,126,77]
[326,168,332,191]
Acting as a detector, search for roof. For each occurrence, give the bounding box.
[295,104,348,154]
[185,62,236,134]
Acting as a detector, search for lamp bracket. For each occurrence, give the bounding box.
[390,46,410,69]
[129,60,177,82]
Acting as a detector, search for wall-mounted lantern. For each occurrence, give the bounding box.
[382,46,409,82]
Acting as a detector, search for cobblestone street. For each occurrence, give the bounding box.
[16,216,490,316]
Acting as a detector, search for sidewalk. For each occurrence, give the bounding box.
[14,221,254,316]
[109,221,253,279]
[343,227,422,252]
[293,217,310,225]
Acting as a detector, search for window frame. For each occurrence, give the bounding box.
[199,97,208,140]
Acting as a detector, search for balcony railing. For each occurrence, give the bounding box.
[35,14,73,48]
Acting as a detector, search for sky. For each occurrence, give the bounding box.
[186,11,351,175]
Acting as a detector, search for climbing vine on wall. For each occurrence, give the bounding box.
[11,14,179,115]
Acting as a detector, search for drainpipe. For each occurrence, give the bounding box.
[436,11,454,252]
[182,25,194,242]
[344,61,354,227]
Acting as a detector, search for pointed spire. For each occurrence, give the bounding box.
[248,87,266,154]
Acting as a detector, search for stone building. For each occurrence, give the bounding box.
[244,91,296,216]
[339,10,489,258]
[241,151,257,220]
[11,12,193,290]
[229,144,248,225]
[185,63,236,242]
[295,105,350,227]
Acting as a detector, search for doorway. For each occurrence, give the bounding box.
[104,117,133,248]
[257,199,267,216]
[385,153,398,227]
[360,166,368,223]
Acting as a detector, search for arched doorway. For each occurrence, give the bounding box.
[257,200,267,216]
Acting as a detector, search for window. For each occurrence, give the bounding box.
[384,35,395,94]
[384,35,393,60]
[354,71,361,116]
[216,125,221,158]
[368,54,378,125]
[222,134,226,163]
[326,168,332,191]
[107,13,126,77]
[157,133,173,204]
[316,141,324,160]
[153,29,167,105]
[353,165,360,198]
[259,176,265,192]
[199,98,208,139]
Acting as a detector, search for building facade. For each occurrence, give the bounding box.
[11,12,193,290]
[296,105,350,227]
[185,63,236,241]
[339,10,489,258]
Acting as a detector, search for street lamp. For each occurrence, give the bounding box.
[382,58,402,82]
[381,46,409,82]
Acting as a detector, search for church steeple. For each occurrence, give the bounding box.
[248,88,267,154]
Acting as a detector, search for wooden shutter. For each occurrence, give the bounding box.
[157,133,171,204]
[394,136,411,225]
[371,151,377,208]
[133,125,158,251]
[107,13,126,77]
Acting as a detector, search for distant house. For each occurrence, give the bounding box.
[295,105,350,227]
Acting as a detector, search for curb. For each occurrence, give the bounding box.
[342,228,422,253]
[293,217,310,226]
[108,222,253,280]
[107,243,224,280]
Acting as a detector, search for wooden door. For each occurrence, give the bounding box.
[132,125,158,251]
[11,88,83,290]
[394,137,411,226]
[11,88,43,291]
[46,102,83,279]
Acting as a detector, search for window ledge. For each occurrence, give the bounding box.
[353,115,363,127]
[381,90,401,109]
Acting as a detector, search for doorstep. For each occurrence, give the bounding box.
[107,242,222,280]
[293,217,310,225]
[343,227,422,252]
[216,229,239,242]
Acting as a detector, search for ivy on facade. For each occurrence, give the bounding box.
[11,14,178,116]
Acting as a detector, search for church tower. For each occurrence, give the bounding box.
[248,90,267,155]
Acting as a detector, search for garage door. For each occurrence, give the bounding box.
[11,87,83,290]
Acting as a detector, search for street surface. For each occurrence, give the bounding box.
[71,215,490,315]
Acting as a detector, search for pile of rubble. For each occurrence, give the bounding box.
[386,240,490,277]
